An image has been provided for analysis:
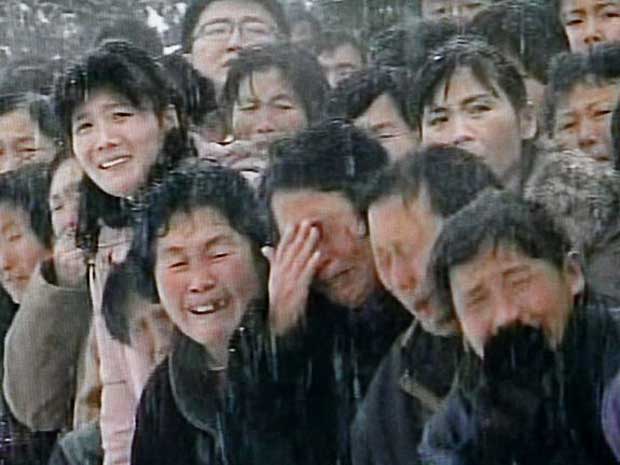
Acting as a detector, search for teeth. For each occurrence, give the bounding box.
[193,304,215,314]
[100,157,129,169]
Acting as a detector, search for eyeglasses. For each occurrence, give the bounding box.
[193,19,276,43]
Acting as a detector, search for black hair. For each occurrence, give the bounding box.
[363,146,501,216]
[613,97,620,171]
[408,35,527,130]
[0,55,62,96]
[429,190,572,315]
[368,19,458,70]
[0,163,53,249]
[93,18,164,57]
[0,92,63,146]
[132,158,267,302]
[181,0,290,52]
[326,66,413,128]
[316,30,366,62]
[55,41,193,256]
[262,119,388,239]
[222,43,329,125]
[160,53,218,128]
[544,44,620,136]
[468,0,568,84]
[54,40,182,142]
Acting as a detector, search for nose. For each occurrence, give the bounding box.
[188,265,217,293]
[96,121,119,152]
[227,24,243,50]
[390,256,418,294]
[577,120,598,152]
[0,250,14,273]
[493,295,521,333]
[449,117,475,147]
[254,109,276,134]
[584,17,603,47]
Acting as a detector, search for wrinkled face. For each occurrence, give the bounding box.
[449,244,583,358]
[233,67,308,150]
[421,67,534,184]
[368,189,449,332]
[0,108,55,174]
[0,203,50,303]
[154,207,262,348]
[190,0,279,90]
[560,0,620,52]
[318,43,364,88]
[271,189,378,309]
[71,89,166,198]
[49,158,83,241]
[420,0,490,22]
[553,82,619,164]
[354,93,417,162]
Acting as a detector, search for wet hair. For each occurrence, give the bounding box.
[429,190,572,314]
[181,0,290,52]
[524,149,620,257]
[326,66,413,128]
[468,0,568,84]
[363,146,501,216]
[0,163,53,249]
[408,35,527,130]
[368,19,458,70]
[54,40,182,141]
[93,18,164,57]
[316,30,366,62]
[160,53,218,128]
[262,119,388,239]
[131,158,267,301]
[544,44,620,136]
[222,43,329,125]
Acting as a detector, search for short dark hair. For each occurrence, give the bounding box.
[222,43,328,125]
[468,0,568,84]
[429,190,572,314]
[364,146,501,216]
[262,119,388,235]
[544,44,620,136]
[408,35,527,130]
[132,159,267,301]
[316,30,366,61]
[326,66,413,128]
[0,92,62,145]
[160,53,218,128]
[93,18,164,57]
[181,0,290,52]
[0,163,53,249]
[54,41,181,141]
[368,19,458,70]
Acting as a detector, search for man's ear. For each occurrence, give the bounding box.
[519,102,538,141]
[565,251,585,298]
[161,105,179,131]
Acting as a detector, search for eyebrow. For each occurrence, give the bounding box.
[199,15,272,28]
[0,221,17,235]
[160,234,233,257]
[73,101,132,123]
[502,264,531,278]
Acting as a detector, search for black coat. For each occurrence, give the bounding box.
[419,293,620,465]
[351,322,461,465]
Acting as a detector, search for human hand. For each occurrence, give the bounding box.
[263,221,321,336]
[53,233,87,288]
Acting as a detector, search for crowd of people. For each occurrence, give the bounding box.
[0,0,619,464]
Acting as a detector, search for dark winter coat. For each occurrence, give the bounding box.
[419,293,620,465]
[351,322,461,465]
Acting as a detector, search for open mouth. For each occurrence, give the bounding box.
[188,298,228,315]
[99,156,131,170]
